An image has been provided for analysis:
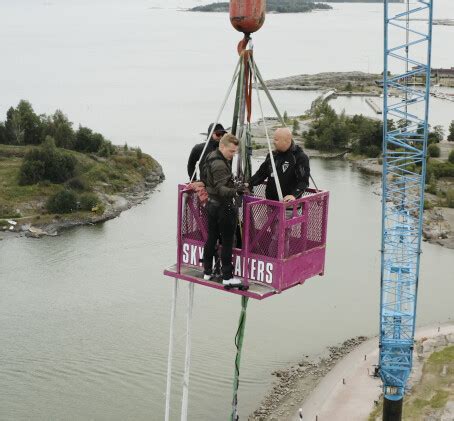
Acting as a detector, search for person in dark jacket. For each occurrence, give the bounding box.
[250,127,310,201]
[187,123,227,180]
[203,133,245,286]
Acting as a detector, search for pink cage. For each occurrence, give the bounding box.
[164,184,329,300]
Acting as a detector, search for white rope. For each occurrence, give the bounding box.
[164,279,179,421]
[251,59,284,202]
[190,57,242,183]
[180,282,195,421]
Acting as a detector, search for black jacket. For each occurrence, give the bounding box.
[250,143,310,201]
[204,150,237,204]
[187,139,219,180]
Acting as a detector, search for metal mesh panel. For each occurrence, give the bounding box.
[284,207,304,258]
[247,201,281,258]
[252,183,267,199]
[306,197,326,248]
[181,192,208,243]
[284,195,328,259]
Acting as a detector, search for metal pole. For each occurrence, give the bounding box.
[180,283,195,421]
[164,279,179,421]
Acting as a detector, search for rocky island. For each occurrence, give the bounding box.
[190,0,332,13]
[0,101,164,239]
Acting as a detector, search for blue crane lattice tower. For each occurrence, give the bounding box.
[379,0,433,401]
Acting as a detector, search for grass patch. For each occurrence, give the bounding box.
[0,145,160,217]
[369,346,454,420]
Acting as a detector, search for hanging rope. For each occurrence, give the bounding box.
[180,283,195,421]
[190,57,242,183]
[164,279,179,421]
[250,57,284,202]
[230,296,249,421]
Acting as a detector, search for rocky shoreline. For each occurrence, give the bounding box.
[263,71,381,93]
[0,164,165,240]
[250,119,454,250]
[250,336,368,420]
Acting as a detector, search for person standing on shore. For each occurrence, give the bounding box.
[187,123,227,180]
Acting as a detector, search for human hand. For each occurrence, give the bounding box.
[283,195,296,202]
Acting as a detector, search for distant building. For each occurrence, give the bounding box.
[431,67,454,78]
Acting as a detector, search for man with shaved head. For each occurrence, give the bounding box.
[250,127,310,202]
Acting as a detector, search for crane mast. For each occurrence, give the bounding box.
[380,0,433,418]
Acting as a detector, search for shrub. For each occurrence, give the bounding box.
[427,144,440,158]
[79,193,99,211]
[366,145,381,158]
[19,137,76,185]
[424,199,433,210]
[136,147,143,160]
[427,162,454,179]
[46,190,78,213]
[19,159,45,184]
[425,176,438,195]
[98,141,115,157]
[447,190,454,208]
[448,150,454,164]
[66,177,88,191]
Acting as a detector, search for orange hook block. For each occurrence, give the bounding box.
[229,0,266,35]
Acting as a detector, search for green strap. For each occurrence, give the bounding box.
[230,296,249,421]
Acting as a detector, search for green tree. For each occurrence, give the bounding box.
[283,111,289,124]
[292,119,300,135]
[42,110,75,149]
[136,147,143,159]
[448,120,454,142]
[74,126,105,153]
[5,100,43,145]
[344,82,353,92]
[0,122,7,144]
[428,125,444,144]
[5,107,24,144]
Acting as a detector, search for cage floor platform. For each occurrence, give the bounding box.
[164,264,277,300]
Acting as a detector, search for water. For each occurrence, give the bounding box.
[1,1,454,420]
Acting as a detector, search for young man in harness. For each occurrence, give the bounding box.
[250,127,310,201]
[203,133,246,287]
[187,123,227,180]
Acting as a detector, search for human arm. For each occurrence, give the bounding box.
[291,152,310,198]
[187,145,200,180]
[249,155,270,187]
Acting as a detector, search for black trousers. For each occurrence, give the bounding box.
[203,201,237,280]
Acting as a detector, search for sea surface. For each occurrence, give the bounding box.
[1,1,453,419]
